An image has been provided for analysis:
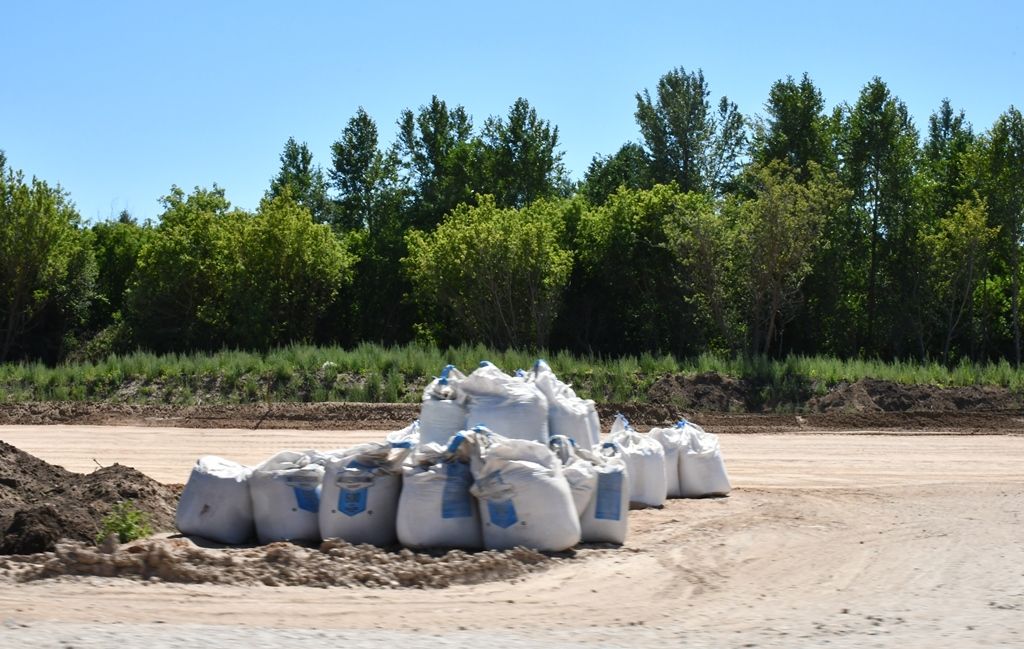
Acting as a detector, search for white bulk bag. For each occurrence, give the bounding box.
[396,436,482,549]
[679,421,732,497]
[319,442,407,546]
[548,435,597,517]
[578,444,630,544]
[648,422,687,498]
[419,365,469,447]
[386,421,421,451]
[606,414,667,507]
[461,362,549,444]
[175,456,254,545]
[249,451,325,544]
[532,360,597,450]
[468,429,580,551]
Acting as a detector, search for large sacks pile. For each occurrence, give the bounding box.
[174,362,732,553]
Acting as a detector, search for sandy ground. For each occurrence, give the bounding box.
[0,425,1022,648]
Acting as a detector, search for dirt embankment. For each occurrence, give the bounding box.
[1,374,1021,434]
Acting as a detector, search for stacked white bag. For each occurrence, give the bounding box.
[650,419,731,497]
[461,362,550,444]
[531,360,601,449]
[396,433,482,549]
[249,450,325,544]
[678,420,732,497]
[466,427,580,551]
[548,435,597,516]
[606,414,667,508]
[549,436,630,544]
[175,455,254,544]
[648,421,686,498]
[319,440,409,546]
[419,365,469,447]
[581,443,630,544]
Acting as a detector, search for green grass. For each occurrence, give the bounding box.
[1,343,1023,406]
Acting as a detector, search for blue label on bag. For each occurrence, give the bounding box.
[338,487,368,516]
[441,463,473,519]
[594,472,623,521]
[487,499,518,528]
[293,486,320,513]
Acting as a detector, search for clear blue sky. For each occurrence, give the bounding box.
[2,0,1021,222]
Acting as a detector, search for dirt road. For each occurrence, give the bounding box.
[0,425,1022,648]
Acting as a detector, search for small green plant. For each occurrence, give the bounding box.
[96,500,152,544]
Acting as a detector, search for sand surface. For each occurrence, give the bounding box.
[0,425,1022,648]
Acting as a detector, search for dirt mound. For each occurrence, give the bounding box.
[808,379,1022,413]
[646,372,760,411]
[0,537,569,588]
[0,441,177,555]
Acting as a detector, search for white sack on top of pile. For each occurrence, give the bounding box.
[465,427,580,552]
[531,360,601,450]
[396,434,482,550]
[386,420,420,451]
[319,440,410,547]
[548,435,598,517]
[606,414,667,508]
[578,443,630,544]
[419,365,469,447]
[677,420,732,498]
[648,422,687,498]
[460,362,550,444]
[175,455,254,545]
[249,450,325,544]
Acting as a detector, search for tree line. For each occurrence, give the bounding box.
[2,69,1023,366]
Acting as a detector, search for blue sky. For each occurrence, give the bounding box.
[2,1,1021,222]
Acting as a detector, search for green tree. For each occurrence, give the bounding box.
[661,191,738,351]
[478,98,570,208]
[125,185,241,352]
[90,216,153,327]
[0,159,96,362]
[979,107,1024,364]
[581,142,653,205]
[921,100,976,222]
[923,197,998,363]
[837,78,921,356]
[330,108,403,231]
[751,73,835,179]
[232,194,355,348]
[635,67,746,195]
[267,137,332,224]
[404,195,574,348]
[396,96,476,228]
[730,162,850,355]
[562,184,699,355]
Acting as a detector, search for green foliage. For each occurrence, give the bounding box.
[96,500,152,544]
[90,217,153,327]
[564,184,699,355]
[267,137,332,224]
[404,195,574,348]
[581,143,653,205]
[127,186,355,353]
[923,196,999,362]
[0,158,97,363]
[477,98,570,208]
[634,67,746,195]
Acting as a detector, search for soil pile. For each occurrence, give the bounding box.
[0,441,177,555]
[807,378,1021,413]
[0,537,566,588]
[646,372,763,411]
